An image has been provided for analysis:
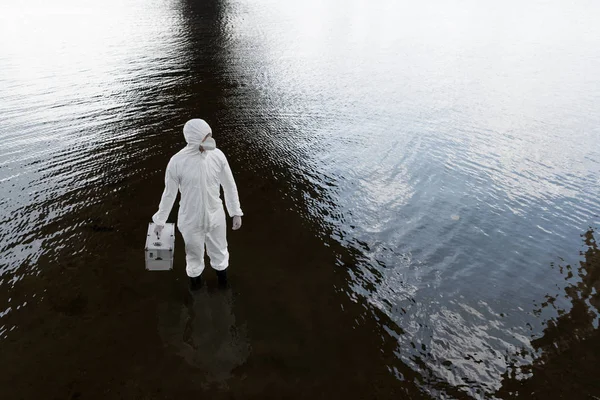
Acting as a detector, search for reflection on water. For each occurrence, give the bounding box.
[158,288,250,386]
[1,0,600,397]
[220,0,600,396]
[0,0,191,280]
[499,229,600,398]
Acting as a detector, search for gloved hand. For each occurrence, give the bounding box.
[154,224,164,237]
[232,215,242,230]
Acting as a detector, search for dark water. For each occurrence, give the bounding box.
[1,0,600,398]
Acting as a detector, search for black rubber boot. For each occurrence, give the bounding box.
[216,269,228,288]
[189,276,202,291]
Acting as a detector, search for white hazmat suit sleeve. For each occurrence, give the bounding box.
[152,158,179,226]
[218,152,243,217]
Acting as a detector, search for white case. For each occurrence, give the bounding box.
[145,223,175,271]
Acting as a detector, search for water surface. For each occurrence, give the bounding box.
[1,0,600,398]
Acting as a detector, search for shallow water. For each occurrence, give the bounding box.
[1,0,600,398]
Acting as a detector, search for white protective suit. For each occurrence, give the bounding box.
[152,119,243,278]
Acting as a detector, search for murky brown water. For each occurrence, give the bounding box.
[1,0,600,398]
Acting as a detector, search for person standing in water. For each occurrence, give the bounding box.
[152,119,243,290]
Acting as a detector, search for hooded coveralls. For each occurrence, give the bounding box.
[152,119,243,278]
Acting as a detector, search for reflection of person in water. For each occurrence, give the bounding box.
[157,287,250,385]
[498,228,600,398]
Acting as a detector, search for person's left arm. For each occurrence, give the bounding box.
[217,151,243,230]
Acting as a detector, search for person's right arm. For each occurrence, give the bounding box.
[152,158,178,231]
